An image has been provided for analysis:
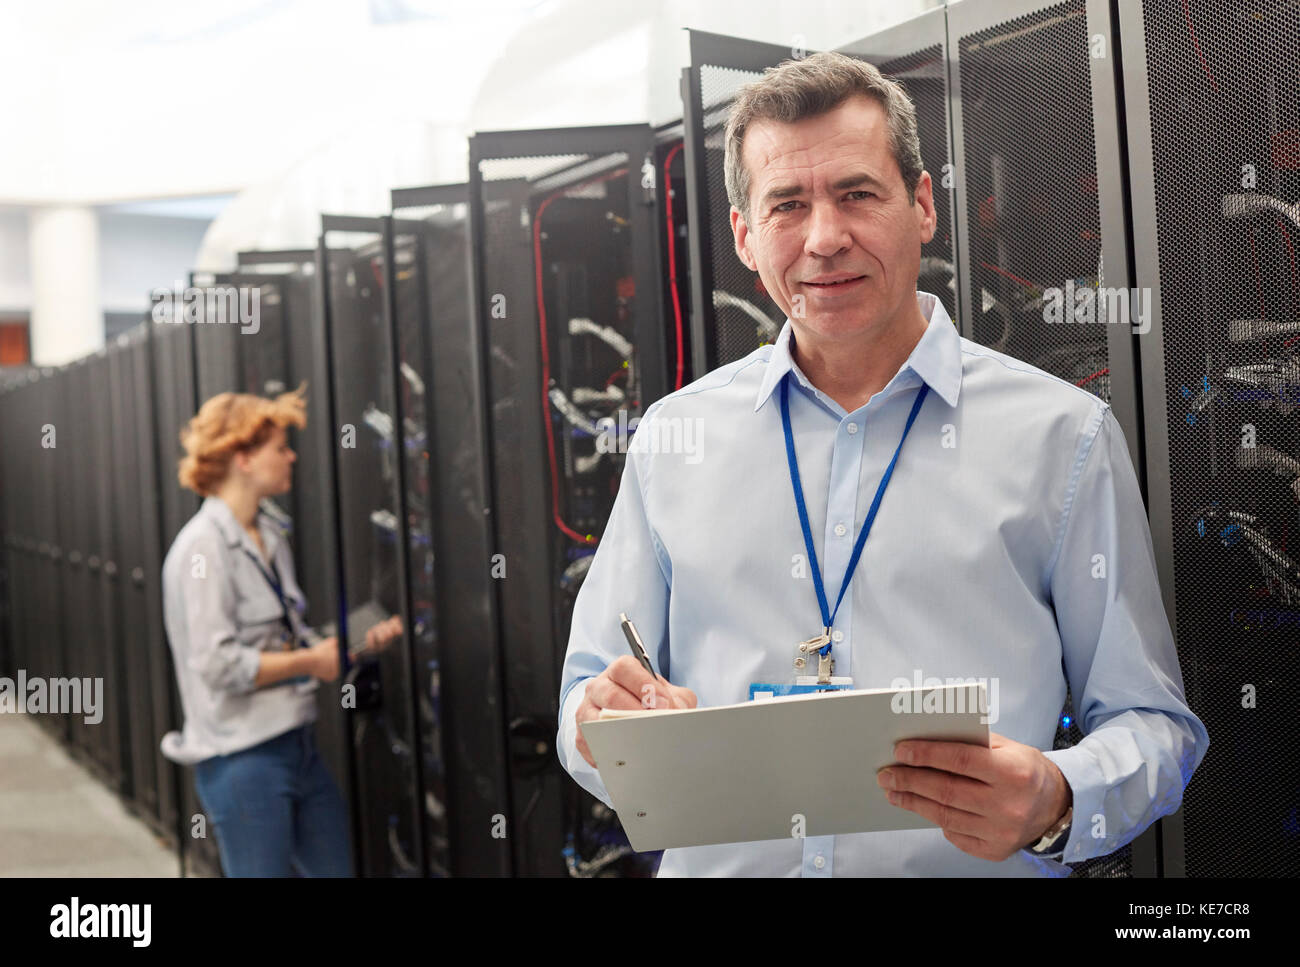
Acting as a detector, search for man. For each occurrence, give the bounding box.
[556,51,1207,876]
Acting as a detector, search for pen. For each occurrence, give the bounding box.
[619,613,661,681]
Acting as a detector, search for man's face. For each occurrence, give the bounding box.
[731,95,936,345]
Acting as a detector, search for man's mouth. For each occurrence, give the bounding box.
[804,275,867,289]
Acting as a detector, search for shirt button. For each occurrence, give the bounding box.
[846,423,858,434]
[831,630,844,642]
[833,523,847,537]
[813,855,826,870]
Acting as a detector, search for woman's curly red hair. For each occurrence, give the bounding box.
[177,384,307,496]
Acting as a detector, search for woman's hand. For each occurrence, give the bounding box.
[361,616,403,657]
[305,637,342,682]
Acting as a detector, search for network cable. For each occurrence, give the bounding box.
[713,289,780,343]
[533,165,633,546]
[1195,505,1300,605]
[1223,192,1300,232]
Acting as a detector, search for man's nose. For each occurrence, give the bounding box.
[803,199,852,258]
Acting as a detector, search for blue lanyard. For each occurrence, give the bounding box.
[242,546,296,641]
[780,376,930,655]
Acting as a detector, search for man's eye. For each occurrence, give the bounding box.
[847,190,875,201]
[774,200,800,213]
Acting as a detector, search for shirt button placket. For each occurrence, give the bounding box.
[803,835,834,877]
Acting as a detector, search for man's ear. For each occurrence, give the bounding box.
[914,170,937,246]
[731,206,757,272]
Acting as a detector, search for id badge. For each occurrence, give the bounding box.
[749,677,854,701]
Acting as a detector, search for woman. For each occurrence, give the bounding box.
[159,385,401,877]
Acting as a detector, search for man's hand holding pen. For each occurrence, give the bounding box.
[575,655,698,768]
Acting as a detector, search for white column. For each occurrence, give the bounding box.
[28,205,102,365]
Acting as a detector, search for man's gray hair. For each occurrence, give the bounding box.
[724,50,925,222]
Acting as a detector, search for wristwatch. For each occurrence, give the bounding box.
[1029,806,1073,855]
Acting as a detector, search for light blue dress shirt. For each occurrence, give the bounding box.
[557,291,1208,877]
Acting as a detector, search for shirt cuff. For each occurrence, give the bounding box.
[557,678,614,809]
[236,643,264,694]
[1042,744,1106,864]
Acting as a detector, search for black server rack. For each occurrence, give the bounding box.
[109,324,177,844]
[233,249,357,862]
[391,183,513,875]
[0,388,9,681]
[88,348,131,794]
[188,271,240,406]
[838,7,959,323]
[682,30,798,374]
[947,0,1147,877]
[36,368,69,745]
[1,380,22,683]
[386,216,450,875]
[319,215,430,876]
[108,333,152,818]
[948,0,1141,451]
[57,359,89,760]
[149,302,221,876]
[0,384,11,680]
[1119,0,1300,877]
[468,124,666,876]
[58,363,90,752]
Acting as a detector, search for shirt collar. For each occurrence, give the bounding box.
[201,495,282,561]
[752,290,962,413]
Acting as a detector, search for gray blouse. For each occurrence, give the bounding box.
[160,496,321,765]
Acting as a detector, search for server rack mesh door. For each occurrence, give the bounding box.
[1130,0,1300,877]
[124,325,175,834]
[150,309,221,876]
[190,275,240,405]
[48,369,73,742]
[951,0,1138,878]
[695,61,789,370]
[391,185,514,877]
[110,338,154,814]
[885,45,956,322]
[955,1,1111,402]
[322,221,426,877]
[91,350,128,794]
[838,9,958,324]
[65,359,96,760]
[389,224,450,876]
[470,129,663,876]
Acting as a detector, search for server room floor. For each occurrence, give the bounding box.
[0,716,177,877]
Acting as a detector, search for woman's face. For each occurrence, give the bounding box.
[240,425,296,497]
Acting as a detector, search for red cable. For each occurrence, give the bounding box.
[534,165,630,546]
[979,261,1041,290]
[664,141,686,391]
[1181,0,1219,92]
[1075,368,1109,389]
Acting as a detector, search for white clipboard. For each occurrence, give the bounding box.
[579,683,989,852]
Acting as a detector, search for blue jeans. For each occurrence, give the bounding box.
[194,725,353,877]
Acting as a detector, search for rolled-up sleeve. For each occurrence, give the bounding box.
[174,531,262,696]
[1041,404,1210,863]
[557,408,674,808]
